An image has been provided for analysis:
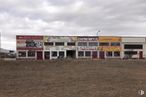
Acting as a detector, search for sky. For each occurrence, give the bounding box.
[0,0,146,50]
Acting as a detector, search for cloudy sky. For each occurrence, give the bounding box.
[0,0,146,50]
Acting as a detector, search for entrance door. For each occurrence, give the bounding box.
[66,50,76,58]
[139,51,143,59]
[37,51,43,60]
[92,51,98,58]
[99,51,105,59]
[44,51,50,60]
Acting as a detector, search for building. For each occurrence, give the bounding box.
[16,35,146,60]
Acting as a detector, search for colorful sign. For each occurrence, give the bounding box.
[98,46,121,51]
[44,36,77,42]
[17,36,43,50]
[99,36,121,42]
[77,36,98,41]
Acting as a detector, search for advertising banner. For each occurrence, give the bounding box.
[77,36,98,41]
[44,36,77,42]
[98,46,121,51]
[17,36,43,50]
[99,37,121,42]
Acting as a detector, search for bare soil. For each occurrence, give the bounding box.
[0,59,146,97]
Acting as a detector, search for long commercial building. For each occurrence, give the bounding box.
[16,35,146,60]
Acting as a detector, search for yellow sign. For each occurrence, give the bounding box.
[99,36,121,42]
[98,46,121,51]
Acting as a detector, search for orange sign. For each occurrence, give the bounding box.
[98,46,121,51]
[99,36,121,42]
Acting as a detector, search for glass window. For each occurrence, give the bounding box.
[114,51,120,57]
[28,51,35,57]
[89,42,98,46]
[55,42,64,46]
[124,44,143,49]
[78,42,87,46]
[67,42,76,46]
[99,42,109,46]
[44,42,54,46]
[85,51,91,57]
[59,51,65,58]
[106,51,112,57]
[78,51,84,57]
[18,51,26,57]
[45,52,50,59]
[111,42,120,46]
[52,51,57,57]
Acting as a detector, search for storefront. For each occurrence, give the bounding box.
[16,36,43,60]
[77,36,99,58]
[99,36,121,59]
[43,36,77,59]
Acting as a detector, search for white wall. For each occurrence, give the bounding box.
[122,37,145,43]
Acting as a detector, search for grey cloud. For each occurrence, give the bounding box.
[0,0,146,50]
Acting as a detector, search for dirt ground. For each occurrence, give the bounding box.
[0,59,146,97]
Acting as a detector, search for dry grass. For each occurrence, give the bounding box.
[0,59,146,97]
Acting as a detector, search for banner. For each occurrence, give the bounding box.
[44,36,77,42]
[99,36,121,42]
[17,35,43,50]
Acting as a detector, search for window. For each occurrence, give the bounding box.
[124,51,137,55]
[114,51,120,57]
[67,42,76,46]
[85,51,91,57]
[55,42,64,46]
[52,51,57,57]
[44,42,53,46]
[59,51,65,58]
[106,51,112,57]
[89,42,98,46]
[78,51,84,57]
[45,52,50,59]
[78,42,87,46]
[111,42,120,46]
[28,51,35,57]
[18,51,26,57]
[124,44,143,49]
[99,42,109,46]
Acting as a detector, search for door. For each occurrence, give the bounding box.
[66,50,76,58]
[92,51,98,58]
[37,51,43,60]
[139,51,143,59]
[99,51,105,59]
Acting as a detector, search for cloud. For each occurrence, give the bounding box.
[0,0,146,50]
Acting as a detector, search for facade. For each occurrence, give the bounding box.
[16,35,146,60]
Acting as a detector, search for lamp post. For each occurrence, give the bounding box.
[97,30,100,36]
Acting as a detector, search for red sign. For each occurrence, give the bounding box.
[16,35,43,50]
[17,36,43,40]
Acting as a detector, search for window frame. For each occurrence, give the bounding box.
[78,42,87,46]
[85,51,91,57]
[28,51,35,57]
[99,42,109,46]
[78,51,84,57]
[18,51,26,57]
[55,42,65,46]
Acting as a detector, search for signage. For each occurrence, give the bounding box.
[78,36,98,41]
[17,36,43,50]
[99,37,121,42]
